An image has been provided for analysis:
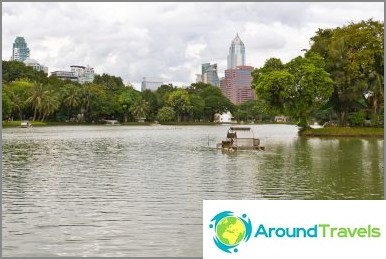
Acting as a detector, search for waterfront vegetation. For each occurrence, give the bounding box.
[300,127,384,138]
[2,20,383,137]
[251,19,384,130]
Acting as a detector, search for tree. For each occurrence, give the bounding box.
[2,61,46,84]
[309,19,384,126]
[141,89,159,121]
[2,87,12,120]
[80,83,107,122]
[40,90,60,122]
[62,84,80,120]
[117,88,141,122]
[195,85,235,121]
[188,94,205,121]
[157,106,176,122]
[155,84,175,107]
[203,95,235,121]
[166,88,191,122]
[187,82,213,95]
[252,54,334,127]
[285,53,334,126]
[93,73,125,90]
[7,80,35,120]
[130,96,150,120]
[25,82,44,121]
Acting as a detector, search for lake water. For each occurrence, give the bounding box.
[2,124,384,256]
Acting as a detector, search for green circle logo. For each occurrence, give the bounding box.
[216,216,246,246]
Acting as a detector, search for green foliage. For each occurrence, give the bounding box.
[166,88,191,122]
[348,111,366,126]
[189,84,235,121]
[93,73,125,90]
[130,97,150,120]
[157,106,176,122]
[62,84,81,120]
[310,19,384,126]
[252,53,334,127]
[141,89,159,121]
[2,88,12,119]
[2,61,47,83]
[188,94,205,120]
[235,99,272,122]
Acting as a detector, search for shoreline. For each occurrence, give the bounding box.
[299,127,384,138]
[2,121,295,127]
[3,121,384,138]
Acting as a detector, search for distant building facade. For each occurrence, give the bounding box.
[196,63,220,86]
[23,58,48,74]
[227,33,245,69]
[51,71,78,82]
[201,63,220,86]
[11,36,30,62]
[141,77,164,91]
[51,65,95,84]
[71,65,95,84]
[220,66,255,105]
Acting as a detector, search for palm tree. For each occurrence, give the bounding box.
[79,85,92,122]
[25,82,44,121]
[63,85,80,120]
[9,91,23,120]
[40,90,60,122]
[130,97,150,121]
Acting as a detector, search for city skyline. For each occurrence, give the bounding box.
[2,2,383,90]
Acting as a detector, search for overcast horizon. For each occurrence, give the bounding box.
[2,2,384,90]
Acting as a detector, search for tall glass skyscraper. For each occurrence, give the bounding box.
[227,33,245,69]
[201,63,219,86]
[11,36,30,62]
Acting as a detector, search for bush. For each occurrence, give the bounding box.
[348,111,365,126]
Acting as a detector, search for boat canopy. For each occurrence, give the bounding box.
[227,127,255,139]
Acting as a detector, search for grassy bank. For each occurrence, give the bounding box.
[2,120,47,127]
[300,127,384,138]
[159,121,217,126]
[2,120,215,127]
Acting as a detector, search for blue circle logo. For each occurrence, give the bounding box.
[209,211,252,253]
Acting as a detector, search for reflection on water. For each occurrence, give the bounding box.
[2,125,384,256]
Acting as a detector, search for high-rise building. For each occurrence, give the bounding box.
[11,36,30,62]
[227,33,245,69]
[220,66,255,104]
[201,63,219,86]
[141,77,164,91]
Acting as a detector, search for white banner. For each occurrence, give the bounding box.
[203,200,386,259]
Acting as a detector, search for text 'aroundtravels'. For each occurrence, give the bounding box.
[254,224,381,238]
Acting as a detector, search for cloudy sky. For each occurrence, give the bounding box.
[2,2,384,90]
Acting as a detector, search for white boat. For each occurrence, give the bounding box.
[104,120,120,125]
[217,126,265,151]
[20,121,32,128]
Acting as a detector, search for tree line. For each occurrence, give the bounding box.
[252,19,384,127]
[2,62,238,123]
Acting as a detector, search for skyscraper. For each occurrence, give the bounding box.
[227,33,245,69]
[220,66,255,104]
[201,63,219,86]
[221,34,255,104]
[11,36,30,62]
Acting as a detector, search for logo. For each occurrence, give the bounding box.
[209,211,252,253]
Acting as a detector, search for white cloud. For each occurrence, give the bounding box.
[2,2,384,89]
